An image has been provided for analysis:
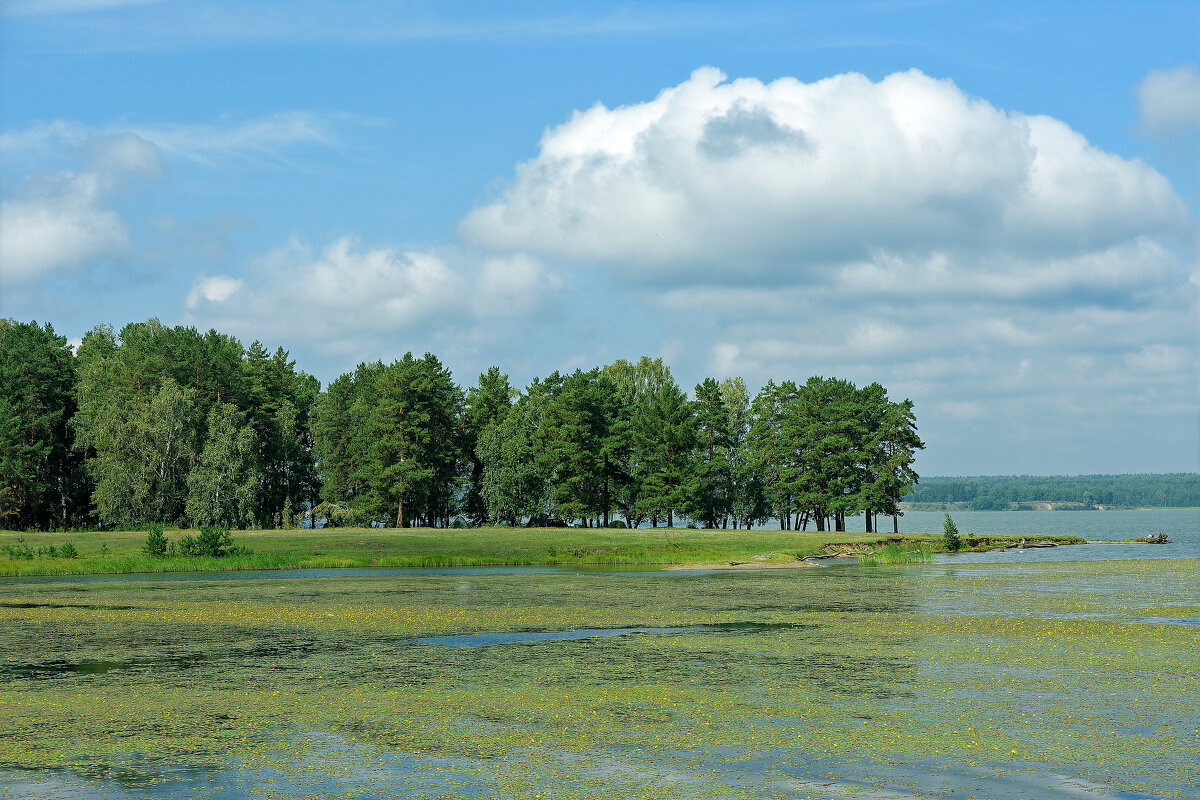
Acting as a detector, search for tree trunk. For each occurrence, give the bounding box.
[865,511,872,533]
[667,509,673,527]
[816,512,825,532]
[892,489,899,534]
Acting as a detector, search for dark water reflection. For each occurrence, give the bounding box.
[2,653,209,679]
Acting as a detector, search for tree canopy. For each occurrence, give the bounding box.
[1,316,936,530]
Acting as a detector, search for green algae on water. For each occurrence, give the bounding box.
[0,559,1196,798]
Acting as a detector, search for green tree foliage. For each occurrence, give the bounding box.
[477,386,549,525]
[720,377,766,529]
[603,357,675,528]
[368,354,464,528]
[242,342,320,527]
[745,377,924,533]
[0,319,82,529]
[905,474,1199,509]
[873,397,923,533]
[630,379,694,527]
[72,319,319,529]
[313,363,384,513]
[942,513,962,551]
[464,367,515,523]
[685,378,733,528]
[185,403,259,527]
[537,369,624,526]
[144,523,168,557]
[78,375,199,525]
[196,524,234,557]
[5,315,938,532]
[314,354,463,527]
[746,381,794,529]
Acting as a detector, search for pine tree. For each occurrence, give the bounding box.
[0,319,80,529]
[685,378,732,528]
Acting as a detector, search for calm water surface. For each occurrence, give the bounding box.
[905,509,1198,563]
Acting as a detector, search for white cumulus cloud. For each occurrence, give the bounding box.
[460,67,1188,279]
[185,274,244,307]
[180,236,563,353]
[0,134,162,282]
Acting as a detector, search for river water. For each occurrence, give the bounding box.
[901,508,1198,563]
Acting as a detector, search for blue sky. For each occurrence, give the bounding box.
[2,0,1197,475]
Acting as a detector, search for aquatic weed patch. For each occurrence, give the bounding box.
[0,561,1197,798]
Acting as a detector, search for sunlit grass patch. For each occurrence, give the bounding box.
[859,541,934,564]
[0,526,1077,577]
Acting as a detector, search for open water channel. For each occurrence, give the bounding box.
[0,510,1196,799]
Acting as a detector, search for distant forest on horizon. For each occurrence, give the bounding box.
[904,474,1200,509]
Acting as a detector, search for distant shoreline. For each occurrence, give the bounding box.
[900,504,1199,512]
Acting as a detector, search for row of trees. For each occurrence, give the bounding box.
[316,355,923,532]
[1,319,318,530]
[905,474,1200,509]
[2,318,925,531]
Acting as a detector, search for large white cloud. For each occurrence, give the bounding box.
[452,67,1199,473]
[460,67,1189,279]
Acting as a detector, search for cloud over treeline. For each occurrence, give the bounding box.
[181,236,562,354]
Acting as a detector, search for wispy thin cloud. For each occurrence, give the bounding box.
[0,111,364,169]
[1,0,163,16]
[2,0,748,52]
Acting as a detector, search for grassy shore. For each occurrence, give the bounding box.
[0,526,1084,577]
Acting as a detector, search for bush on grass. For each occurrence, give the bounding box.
[942,514,962,552]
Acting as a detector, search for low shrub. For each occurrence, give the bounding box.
[2,538,34,560]
[144,523,168,557]
[197,525,233,557]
